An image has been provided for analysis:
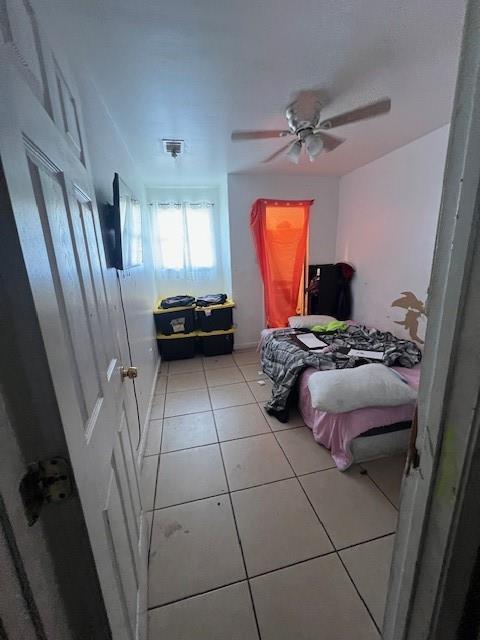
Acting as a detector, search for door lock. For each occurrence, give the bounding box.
[120,366,138,381]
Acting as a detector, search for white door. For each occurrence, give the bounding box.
[0,12,148,640]
[383,2,480,637]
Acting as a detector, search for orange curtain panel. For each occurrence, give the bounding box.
[250,199,313,327]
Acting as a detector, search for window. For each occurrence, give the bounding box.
[151,201,217,281]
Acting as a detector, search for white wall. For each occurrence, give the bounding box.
[228,174,339,347]
[336,125,449,342]
[146,185,232,299]
[76,75,158,436]
[218,178,233,297]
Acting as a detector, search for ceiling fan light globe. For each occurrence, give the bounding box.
[286,140,302,164]
[305,133,324,159]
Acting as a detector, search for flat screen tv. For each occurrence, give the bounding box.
[105,173,143,270]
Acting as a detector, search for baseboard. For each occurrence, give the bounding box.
[137,356,160,469]
[234,341,258,350]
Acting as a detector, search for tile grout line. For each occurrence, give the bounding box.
[335,553,382,636]
[145,427,271,456]
[270,425,382,636]
[295,464,339,477]
[163,400,259,420]
[206,377,264,640]
[246,549,335,581]
[266,428,338,549]
[147,365,168,567]
[359,464,401,511]
[336,530,396,553]
[147,577,247,612]
[143,425,328,459]
[145,476,294,513]
[147,489,229,513]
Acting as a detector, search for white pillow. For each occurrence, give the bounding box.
[308,363,417,413]
[288,314,336,329]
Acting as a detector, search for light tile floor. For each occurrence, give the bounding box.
[143,350,405,639]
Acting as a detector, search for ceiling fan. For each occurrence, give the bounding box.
[231,91,391,164]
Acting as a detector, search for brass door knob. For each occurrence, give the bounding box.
[121,366,138,381]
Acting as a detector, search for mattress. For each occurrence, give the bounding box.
[298,365,420,470]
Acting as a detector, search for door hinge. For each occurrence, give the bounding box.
[120,365,138,381]
[406,407,421,476]
[19,457,73,526]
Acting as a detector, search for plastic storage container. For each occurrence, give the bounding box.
[195,299,235,332]
[154,302,196,336]
[156,332,197,360]
[198,328,235,357]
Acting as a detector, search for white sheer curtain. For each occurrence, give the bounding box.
[150,201,218,282]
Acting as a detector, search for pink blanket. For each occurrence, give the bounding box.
[298,365,420,470]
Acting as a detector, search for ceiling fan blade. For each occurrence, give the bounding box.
[231,129,291,141]
[262,142,293,163]
[318,97,391,130]
[313,132,345,152]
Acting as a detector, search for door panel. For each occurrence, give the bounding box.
[72,196,115,369]
[104,469,138,640]
[53,59,84,164]
[0,0,52,114]
[69,193,110,376]
[28,156,102,428]
[116,411,142,542]
[0,42,147,640]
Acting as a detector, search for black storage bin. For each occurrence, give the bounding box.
[157,332,197,360]
[195,299,235,332]
[198,329,234,356]
[154,302,196,336]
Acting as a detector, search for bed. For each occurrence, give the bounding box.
[259,326,420,470]
[297,365,419,470]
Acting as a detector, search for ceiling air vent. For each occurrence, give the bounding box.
[162,139,184,158]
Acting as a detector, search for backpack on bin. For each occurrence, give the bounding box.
[160,295,195,309]
[196,294,227,307]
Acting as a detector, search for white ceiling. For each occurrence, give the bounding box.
[41,0,465,185]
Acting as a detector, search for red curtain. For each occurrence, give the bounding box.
[250,198,313,327]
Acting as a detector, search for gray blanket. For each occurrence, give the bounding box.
[261,325,422,415]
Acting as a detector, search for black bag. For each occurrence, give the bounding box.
[160,295,195,309]
[196,294,228,307]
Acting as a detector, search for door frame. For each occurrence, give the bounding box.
[383,2,480,637]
